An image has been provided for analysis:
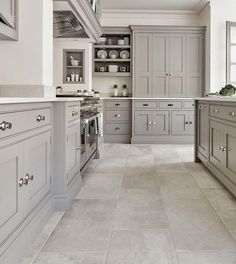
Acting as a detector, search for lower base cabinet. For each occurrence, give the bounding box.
[132,99,194,143]
[196,100,236,196]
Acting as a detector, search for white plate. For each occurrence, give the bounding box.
[109,50,119,59]
[120,50,130,59]
[97,50,107,59]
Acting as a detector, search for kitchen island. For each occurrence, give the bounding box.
[195,97,236,196]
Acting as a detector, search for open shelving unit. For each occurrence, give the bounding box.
[63,49,85,84]
[93,27,132,77]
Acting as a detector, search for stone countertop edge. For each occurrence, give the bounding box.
[0,97,84,105]
[101,97,195,100]
[194,97,236,102]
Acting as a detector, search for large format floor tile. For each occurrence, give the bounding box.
[31,144,236,264]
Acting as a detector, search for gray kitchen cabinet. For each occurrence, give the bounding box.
[171,110,194,135]
[24,131,52,213]
[104,100,131,143]
[0,142,24,248]
[0,0,17,40]
[152,111,169,135]
[132,26,205,98]
[153,34,169,97]
[197,103,209,159]
[195,99,236,196]
[134,110,152,135]
[66,124,81,185]
[134,33,152,97]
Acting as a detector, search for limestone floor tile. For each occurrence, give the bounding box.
[114,197,168,230]
[190,168,223,189]
[60,199,116,226]
[42,221,112,252]
[77,173,123,200]
[126,155,155,168]
[128,145,153,156]
[164,198,236,250]
[33,252,106,264]
[107,229,178,264]
[122,173,161,189]
[93,158,127,173]
[119,189,162,201]
[102,144,130,159]
[177,252,236,264]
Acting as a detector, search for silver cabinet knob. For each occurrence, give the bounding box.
[76,146,81,151]
[72,111,79,116]
[230,112,235,117]
[0,121,12,131]
[148,121,152,125]
[152,122,156,125]
[218,146,223,151]
[28,174,34,181]
[221,147,227,152]
[189,121,193,125]
[19,178,24,187]
[185,121,189,125]
[213,109,219,114]
[24,174,30,185]
[165,73,169,76]
[115,114,121,117]
[169,73,173,76]
[36,115,46,122]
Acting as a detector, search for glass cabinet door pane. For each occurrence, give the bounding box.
[231,46,236,63]
[230,65,236,82]
[231,27,236,44]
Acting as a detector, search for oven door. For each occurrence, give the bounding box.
[80,121,88,169]
[86,116,98,158]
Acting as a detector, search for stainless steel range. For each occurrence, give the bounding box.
[80,97,102,171]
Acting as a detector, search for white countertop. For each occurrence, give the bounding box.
[0,97,83,105]
[195,96,236,102]
[101,97,194,100]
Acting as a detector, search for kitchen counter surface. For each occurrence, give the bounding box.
[101,97,194,100]
[195,96,236,102]
[0,97,83,105]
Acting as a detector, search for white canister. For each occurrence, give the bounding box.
[71,72,75,82]
[75,72,80,82]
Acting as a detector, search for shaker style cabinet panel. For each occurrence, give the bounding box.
[0,142,24,247]
[0,0,17,40]
[169,34,186,97]
[171,110,194,135]
[132,27,205,98]
[134,33,153,97]
[186,34,204,97]
[134,111,152,135]
[197,103,209,159]
[153,34,169,97]
[66,124,80,185]
[152,111,169,135]
[24,131,51,213]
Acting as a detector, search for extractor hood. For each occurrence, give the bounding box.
[53,0,102,41]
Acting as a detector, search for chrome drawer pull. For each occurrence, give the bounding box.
[168,104,174,107]
[115,114,121,117]
[115,127,121,130]
[36,115,46,122]
[115,103,120,106]
[0,121,12,131]
[143,104,149,106]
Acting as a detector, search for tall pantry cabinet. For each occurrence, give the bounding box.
[132,26,205,98]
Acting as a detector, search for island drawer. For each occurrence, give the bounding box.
[105,124,130,135]
[159,101,182,109]
[134,101,157,109]
[210,104,236,122]
[105,110,130,122]
[105,100,130,109]
[66,104,80,122]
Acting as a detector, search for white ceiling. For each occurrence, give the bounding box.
[101,0,208,13]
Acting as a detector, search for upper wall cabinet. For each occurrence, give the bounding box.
[132,26,205,98]
[226,21,236,85]
[0,0,17,40]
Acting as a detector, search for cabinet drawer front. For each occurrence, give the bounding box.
[159,101,182,109]
[105,124,130,135]
[134,101,157,109]
[105,111,130,121]
[105,100,130,109]
[67,104,80,122]
[0,108,51,139]
[183,101,195,109]
[210,104,236,123]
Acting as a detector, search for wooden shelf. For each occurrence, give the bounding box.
[94,45,131,49]
[64,81,84,84]
[93,72,132,77]
[94,59,131,62]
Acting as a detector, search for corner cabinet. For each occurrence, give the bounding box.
[132,26,205,98]
[0,0,18,40]
[196,100,236,196]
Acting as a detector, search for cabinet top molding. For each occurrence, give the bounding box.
[130,25,206,33]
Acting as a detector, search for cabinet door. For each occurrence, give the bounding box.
[0,0,15,28]
[169,34,186,97]
[209,121,225,172]
[223,124,236,185]
[188,110,195,135]
[171,111,189,135]
[197,103,209,158]
[153,34,169,97]
[134,33,153,97]
[186,34,203,97]
[24,131,51,213]
[134,111,152,135]
[67,124,80,185]
[0,142,24,246]
[152,111,169,135]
